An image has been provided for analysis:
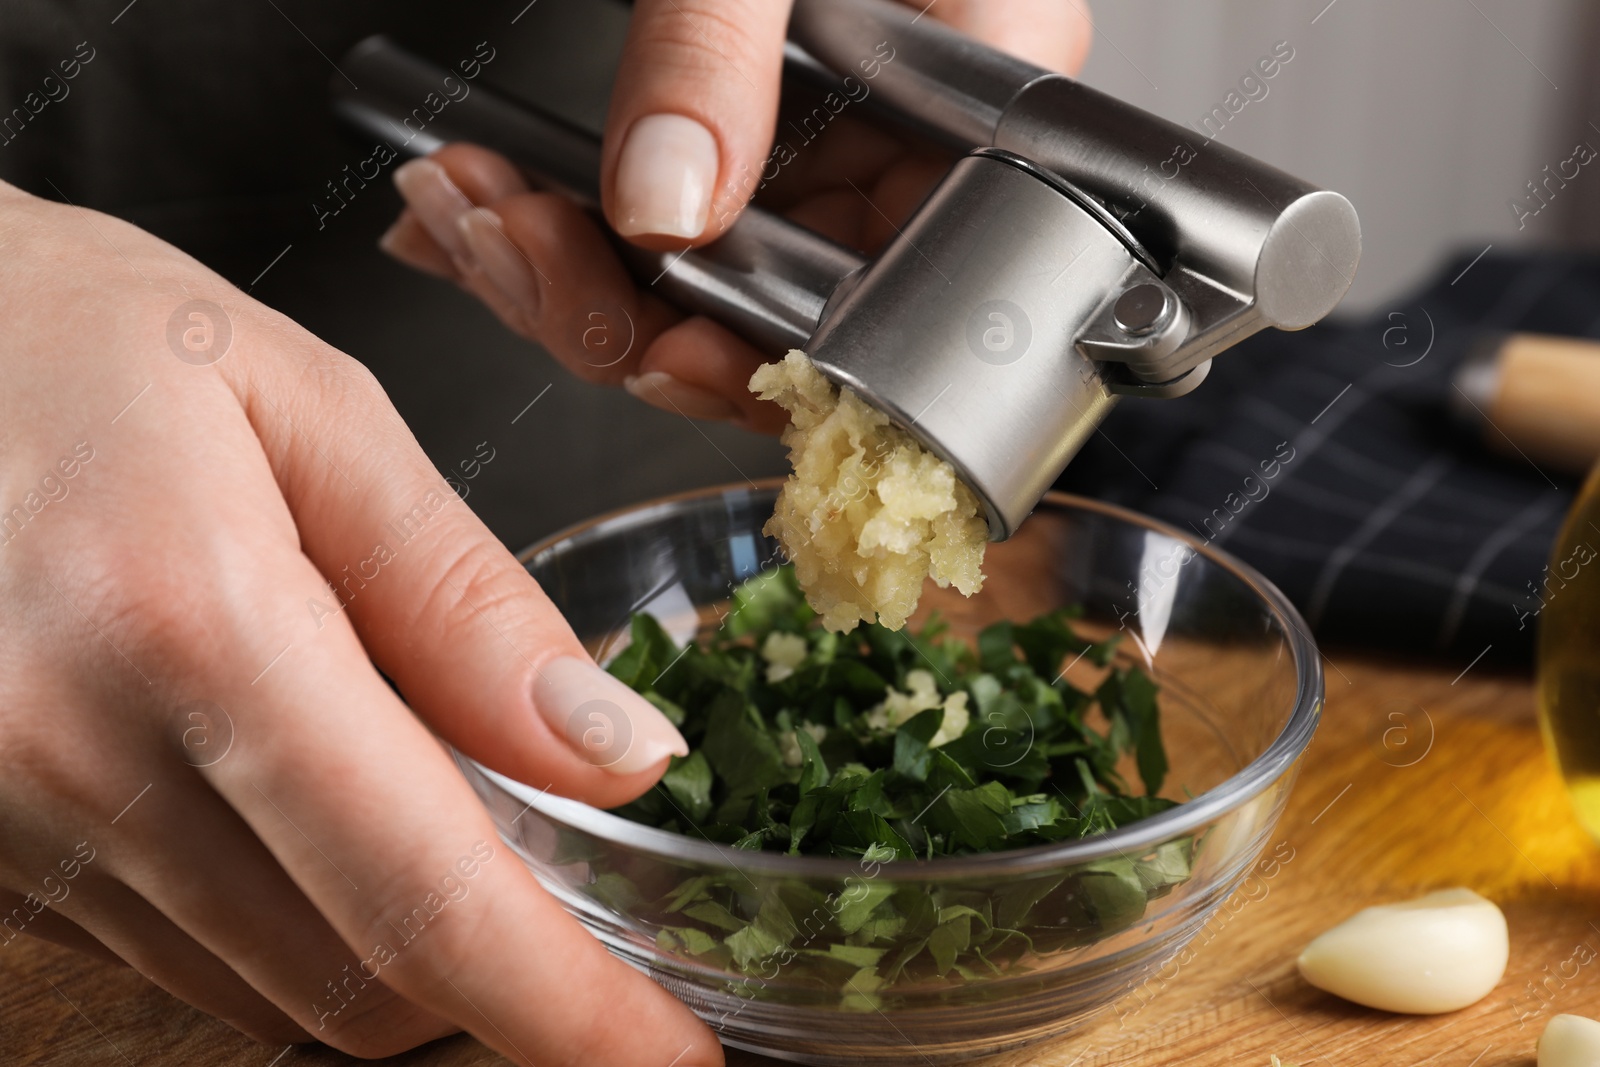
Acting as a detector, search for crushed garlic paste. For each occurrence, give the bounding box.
[748,350,988,632]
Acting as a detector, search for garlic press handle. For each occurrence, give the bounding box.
[335,36,866,355]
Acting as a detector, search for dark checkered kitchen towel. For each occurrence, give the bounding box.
[1055,249,1600,669]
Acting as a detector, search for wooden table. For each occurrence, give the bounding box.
[6,653,1598,1066]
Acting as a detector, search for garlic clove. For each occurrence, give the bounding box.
[1295,887,1508,1014]
[1539,1014,1600,1067]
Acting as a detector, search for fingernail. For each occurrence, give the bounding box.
[624,371,742,421]
[613,114,718,239]
[378,215,455,279]
[534,656,688,776]
[458,208,542,319]
[393,158,473,261]
[377,217,408,257]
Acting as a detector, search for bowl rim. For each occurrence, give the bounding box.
[477,480,1323,880]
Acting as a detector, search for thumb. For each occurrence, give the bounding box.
[225,333,687,809]
[602,0,795,246]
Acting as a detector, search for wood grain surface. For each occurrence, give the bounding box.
[4,652,1597,1067]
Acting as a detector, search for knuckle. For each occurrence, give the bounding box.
[69,539,271,685]
[0,709,132,832]
[310,984,436,1059]
[36,529,300,760]
[411,532,543,643]
[49,544,209,673]
[356,864,499,998]
[300,347,389,422]
[635,2,766,82]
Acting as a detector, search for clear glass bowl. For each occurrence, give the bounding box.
[455,483,1322,1064]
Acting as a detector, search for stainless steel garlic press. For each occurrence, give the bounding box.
[336,0,1360,540]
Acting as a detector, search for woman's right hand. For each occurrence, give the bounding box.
[378,0,1093,433]
[0,180,716,1066]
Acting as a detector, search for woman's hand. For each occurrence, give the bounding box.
[380,0,1092,433]
[0,182,715,1065]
